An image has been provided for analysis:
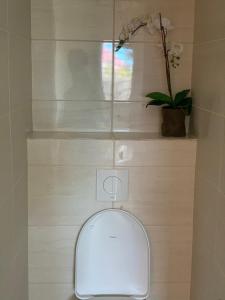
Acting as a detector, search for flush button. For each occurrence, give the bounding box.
[103,176,122,195]
[97,169,128,202]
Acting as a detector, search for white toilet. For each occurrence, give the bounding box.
[75,209,150,300]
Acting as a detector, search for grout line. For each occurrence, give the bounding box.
[32,99,151,104]
[193,37,225,46]
[194,105,225,119]
[31,39,195,45]
[6,26,15,191]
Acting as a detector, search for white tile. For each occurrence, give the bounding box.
[28,139,114,166]
[115,0,195,43]
[0,31,9,117]
[31,0,114,40]
[28,166,112,226]
[32,100,111,132]
[115,139,197,166]
[32,41,112,101]
[114,43,193,102]
[113,102,162,133]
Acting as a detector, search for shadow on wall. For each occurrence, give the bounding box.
[64,49,104,100]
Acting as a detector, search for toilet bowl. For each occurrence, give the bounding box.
[75,209,150,300]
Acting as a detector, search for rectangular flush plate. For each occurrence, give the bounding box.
[96,169,129,202]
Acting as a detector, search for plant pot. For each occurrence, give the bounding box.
[161,107,186,137]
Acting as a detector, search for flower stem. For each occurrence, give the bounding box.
[159,13,173,102]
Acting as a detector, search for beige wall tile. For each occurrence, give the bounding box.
[194,109,224,186]
[13,176,28,254]
[147,226,193,244]
[151,283,190,300]
[31,0,114,40]
[29,284,74,300]
[151,242,192,282]
[0,193,14,275]
[0,1,31,300]
[28,226,192,284]
[11,108,28,184]
[113,102,162,133]
[115,0,195,43]
[114,201,193,226]
[219,135,225,195]
[192,176,218,255]
[28,165,112,226]
[10,35,32,111]
[0,0,7,30]
[0,115,13,208]
[115,140,197,167]
[114,43,193,102]
[32,100,112,132]
[32,41,112,101]
[118,166,195,203]
[191,0,225,297]
[192,40,225,114]
[0,31,9,117]
[214,190,225,274]
[8,0,31,37]
[28,226,79,283]
[194,0,225,43]
[29,283,191,300]
[28,139,113,166]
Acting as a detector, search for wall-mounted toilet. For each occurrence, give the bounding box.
[75,209,150,300]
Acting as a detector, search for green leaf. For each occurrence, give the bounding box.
[145,92,172,104]
[177,97,192,106]
[177,97,192,115]
[146,100,171,108]
[174,89,190,105]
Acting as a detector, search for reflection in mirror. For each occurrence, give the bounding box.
[101,43,113,100]
[114,46,134,101]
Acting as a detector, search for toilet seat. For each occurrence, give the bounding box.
[75,209,150,300]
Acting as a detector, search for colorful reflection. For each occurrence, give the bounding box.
[101,43,134,101]
[101,43,113,100]
[114,46,134,100]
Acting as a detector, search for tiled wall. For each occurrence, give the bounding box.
[31,0,195,132]
[190,0,225,299]
[0,0,32,299]
[28,137,196,300]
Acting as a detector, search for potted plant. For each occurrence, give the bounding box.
[116,13,192,137]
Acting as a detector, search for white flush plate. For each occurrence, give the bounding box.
[96,169,129,202]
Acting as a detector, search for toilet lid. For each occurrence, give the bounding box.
[75,209,150,299]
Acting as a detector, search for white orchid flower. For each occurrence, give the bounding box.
[152,15,174,31]
[169,43,183,56]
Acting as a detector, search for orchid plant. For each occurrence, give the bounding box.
[116,13,192,115]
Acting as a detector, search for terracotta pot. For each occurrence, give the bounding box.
[161,107,186,137]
